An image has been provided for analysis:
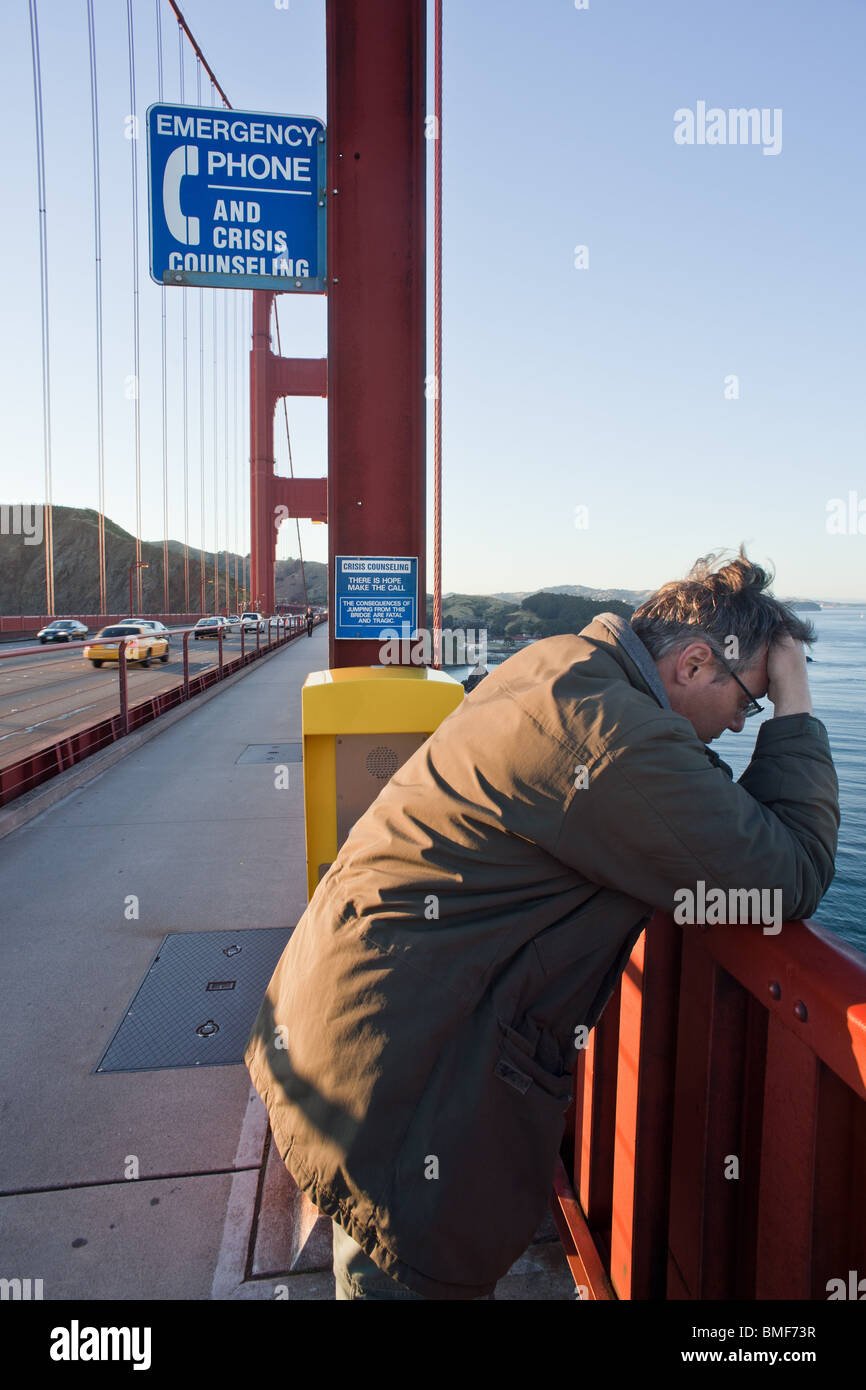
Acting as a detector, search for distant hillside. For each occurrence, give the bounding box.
[2,512,831,619]
[440,589,634,639]
[0,505,249,614]
[489,584,652,606]
[275,556,327,605]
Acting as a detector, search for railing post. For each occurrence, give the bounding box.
[256,622,261,657]
[218,627,224,680]
[240,623,246,663]
[118,639,129,736]
[182,630,190,700]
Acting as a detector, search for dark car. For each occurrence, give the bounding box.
[37,620,88,644]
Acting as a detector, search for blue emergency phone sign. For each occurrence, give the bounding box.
[146,103,326,292]
[335,557,419,641]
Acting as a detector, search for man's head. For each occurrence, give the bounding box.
[631,548,815,742]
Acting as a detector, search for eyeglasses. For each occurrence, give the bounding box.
[714,656,764,717]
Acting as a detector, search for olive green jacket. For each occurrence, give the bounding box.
[245,617,839,1298]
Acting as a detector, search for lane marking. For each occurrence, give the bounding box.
[0,701,103,743]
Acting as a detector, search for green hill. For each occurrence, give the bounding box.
[0,506,249,614]
[275,556,328,605]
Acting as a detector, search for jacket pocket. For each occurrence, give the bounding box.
[495,1019,573,1108]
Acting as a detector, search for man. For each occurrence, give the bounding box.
[306,606,315,637]
[245,549,839,1300]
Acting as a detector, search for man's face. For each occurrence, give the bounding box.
[656,641,770,743]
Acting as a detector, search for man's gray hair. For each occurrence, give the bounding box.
[631,547,816,675]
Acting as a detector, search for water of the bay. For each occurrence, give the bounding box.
[446,608,865,953]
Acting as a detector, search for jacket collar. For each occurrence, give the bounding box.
[586,613,671,711]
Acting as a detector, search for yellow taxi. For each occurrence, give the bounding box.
[83,624,170,669]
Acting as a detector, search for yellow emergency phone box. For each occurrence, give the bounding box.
[301,665,464,900]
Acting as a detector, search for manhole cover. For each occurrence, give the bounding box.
[236,743,303,764]
[95,928,292,1073]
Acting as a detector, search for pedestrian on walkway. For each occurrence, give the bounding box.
[246,548,839,1299]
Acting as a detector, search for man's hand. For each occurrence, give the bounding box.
[767,636,814,718]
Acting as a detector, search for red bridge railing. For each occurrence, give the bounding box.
[553,910,866,1300]
[0,612,206,641]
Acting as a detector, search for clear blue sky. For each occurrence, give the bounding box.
[1,0,864,601]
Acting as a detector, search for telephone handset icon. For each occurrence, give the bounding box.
[162,144,200,246]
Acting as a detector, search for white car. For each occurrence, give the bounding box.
[115,619,171,650]
[240,611,266,631]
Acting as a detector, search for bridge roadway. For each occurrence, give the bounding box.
[0,630,270,768]
[0,623,572,1301]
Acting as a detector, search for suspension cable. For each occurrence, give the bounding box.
[156,0,169,613]
[177,20,190,611]
[246,296,252,606]
[164,0,231,108]
[432,0,443,665]
[28,0,55,616]
[212,287,218,612]
[126,0,143,613]
[196,58,205,612]
[211,88,219,614]
[171,19,249,617]
[233,292,240,609]
[224,291,230,612]
[86,0,106,615]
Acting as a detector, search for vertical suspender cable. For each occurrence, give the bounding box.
[28,0,55,616]
[212,287,219,612]
[156,0,169,612]
[196,58,205,612]
[165,3,236,614]
[179,24,189,612]
[246,295,252,605]
[199,273,205,611]
[86,0,106,615]
[211,85,219,615]
[126,0,143,613]
[273,300,309,610]
[233,294,240,609]
[432,0,443,665]
[225,290,232,611]
[220,85,231,615]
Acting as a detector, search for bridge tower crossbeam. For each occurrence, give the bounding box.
[249,289,327,613]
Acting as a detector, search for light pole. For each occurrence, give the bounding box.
[129,562,149,616]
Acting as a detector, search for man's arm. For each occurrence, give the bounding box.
[552,705,839,924]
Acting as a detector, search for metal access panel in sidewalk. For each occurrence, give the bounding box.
[235,742,303,765]
[95,928,291,1073]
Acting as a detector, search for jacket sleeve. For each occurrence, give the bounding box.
[552,712,839,922]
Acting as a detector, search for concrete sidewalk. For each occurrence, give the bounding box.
[0,625,574,1301]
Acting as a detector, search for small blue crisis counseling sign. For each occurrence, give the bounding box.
[335,558,419,641]
[146,103,326,292]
